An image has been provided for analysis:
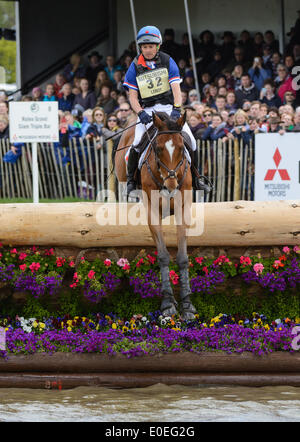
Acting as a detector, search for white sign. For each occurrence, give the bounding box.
[9,101,59,143]
[255,133,300,201]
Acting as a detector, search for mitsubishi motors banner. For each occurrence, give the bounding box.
[255,133,300,201]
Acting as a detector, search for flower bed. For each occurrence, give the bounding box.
[0,244,299,359]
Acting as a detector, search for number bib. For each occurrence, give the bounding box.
[136,68,170,99]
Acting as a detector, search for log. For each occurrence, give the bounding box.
[0,200,299,247]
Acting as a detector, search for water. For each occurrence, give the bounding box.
[0,385,300,422]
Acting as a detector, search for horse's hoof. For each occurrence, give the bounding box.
[181,311,195,321]
[160,294,178,317]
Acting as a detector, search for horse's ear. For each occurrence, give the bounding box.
[152,112,164,130]
[177,111,186,129]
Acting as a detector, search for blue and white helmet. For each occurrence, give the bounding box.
[136,26,162,45]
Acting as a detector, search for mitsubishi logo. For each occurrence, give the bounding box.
[264,147,290,181]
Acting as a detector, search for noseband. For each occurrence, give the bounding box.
[143,128,189,193]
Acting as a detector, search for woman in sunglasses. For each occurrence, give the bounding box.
[102,113,122,139]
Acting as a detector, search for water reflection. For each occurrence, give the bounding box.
[0,385,300,421]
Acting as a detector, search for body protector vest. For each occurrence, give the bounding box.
[134,51,174,107]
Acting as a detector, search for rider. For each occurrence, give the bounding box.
[123,25,203,195]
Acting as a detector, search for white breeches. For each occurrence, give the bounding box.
[133,103,197,151]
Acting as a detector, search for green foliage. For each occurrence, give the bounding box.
[0,39,16,83]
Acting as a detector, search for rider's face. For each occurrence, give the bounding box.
[140,43,158,60]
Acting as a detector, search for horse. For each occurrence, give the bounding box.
[113,111,197,320]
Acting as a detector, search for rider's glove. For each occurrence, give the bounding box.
[138,110,152,125]
[170,106,181,120]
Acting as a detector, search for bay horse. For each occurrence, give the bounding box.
[113,111,197,320]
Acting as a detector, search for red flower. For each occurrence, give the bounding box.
[29,262,40,273]
[195,257,204,265]
[87,270,95,279]
[169,270,179,285]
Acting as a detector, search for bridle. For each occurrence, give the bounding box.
[142,127,189,193]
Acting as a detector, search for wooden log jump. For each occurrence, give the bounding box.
[0,200,299,247]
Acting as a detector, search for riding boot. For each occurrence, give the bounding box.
[126,147,139,195]
[185,144,213,194]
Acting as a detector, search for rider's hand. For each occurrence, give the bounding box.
[170,107,181,120]
[138,110,152,125]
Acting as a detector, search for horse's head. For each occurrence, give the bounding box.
[151,111,188,195]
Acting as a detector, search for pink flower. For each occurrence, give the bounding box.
[293,245,300,253]
[253,263,264,275]
[240,256,252,266]
[87,270,95,279]
[29,262,40,273]
[123,264,130,271]
[117,258,129,268]
[10,248,18,254]
[213,255,230,266]
[0,243,3,248]
[56,257,66,267]
[202,266,209,274]
[0,253,2,259]
[19,264,27,272]
[104,259,112,267]
[282,246,290,254]
[169,270,179,285]
[69,261,75,267]
[45,248,54,256]
[73,272,78,279]
[19,253,27,261]
[147,254,156,265]
[70,282,77,288]
[195,257,204,265]
[136,258,144,267]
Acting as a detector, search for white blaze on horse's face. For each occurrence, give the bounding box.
[165,139,175,163]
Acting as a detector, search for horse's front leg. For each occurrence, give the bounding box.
[175,213,197,321]
[148,219,178,317]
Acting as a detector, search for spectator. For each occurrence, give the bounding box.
[181,90,188,106]
[220,31,236,64]
[0,90,8,103]
[293,111,300,131]
[43,83,56,101]
[200,72,212,94]
[235,73,259,108]
[116,93,128,107]
[53,73,66,99]
[0,101,8,117]
[248,116,265,135]
[63,53,86,83]
[253,32,265,57]
[264,30,279,53]
[259,103,269,124]
[238,30,254,61]
[201,113,227,140]
[58,83,75,112]
[268,106,280,119]
[73,78,97,111]
[102,113,123,139]
[260,79,282,108]
[284,54,295,73]
[248,56,272,91]
[191,101,205,115]
[226,110,250,143]
[226,91,238,112]
[277,67,294,103]
[182,71,195,92]
[0,116,9,140]
[202,107,213,124]
[232,64,244,90]
[32,87,43,101]
[281,112,295,131]
[213,95,227,113]
[207,49,224,80]
[178,58,189,78]
[96,83,117,114]
[85,107,106,147]
[197,30,217,68]
[117,102,133,128]
[80,109,93,137]
[270,51,282,76]
[283,91,296,108]
[267,116,284,133]
[113,70,123,92]
[204,84,218,107]
[160,28,181,62]
[104,55,122,84]
[188,111,206,139]
[178,32,199,63]
[94,70,111,98]
[86,51,104,86]
[21,95,32,102]
[188,89,199,104]
[225,47,251,73]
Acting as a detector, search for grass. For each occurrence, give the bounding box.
[0,197,95,204]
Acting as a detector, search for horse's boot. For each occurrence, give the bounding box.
[126,147,139,196]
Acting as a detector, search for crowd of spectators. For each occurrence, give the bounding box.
[0,12,300,173]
